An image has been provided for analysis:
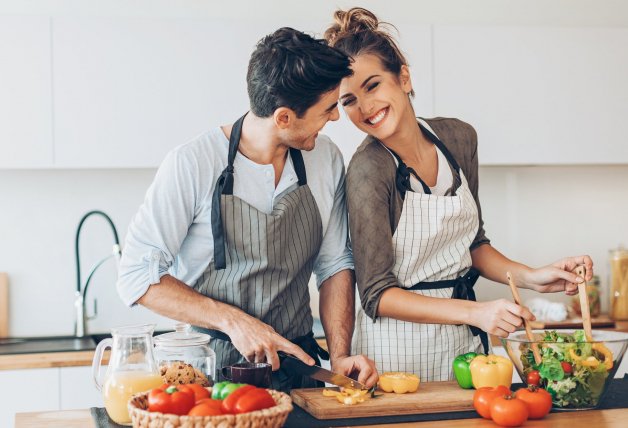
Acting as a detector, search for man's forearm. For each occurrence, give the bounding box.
[319,269,355,361]
[136,274,241,332]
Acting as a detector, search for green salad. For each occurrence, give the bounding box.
[520,330,614,408]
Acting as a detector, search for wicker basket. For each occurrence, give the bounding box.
[128,387,293,428]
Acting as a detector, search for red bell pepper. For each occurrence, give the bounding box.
[148,384,196,415]
[234,388,276,414]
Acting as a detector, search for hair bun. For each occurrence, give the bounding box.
[325,7,379,45]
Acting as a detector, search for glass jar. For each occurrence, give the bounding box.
[154,323,216,386]
[609,247,628,320]
[570,275,601,317]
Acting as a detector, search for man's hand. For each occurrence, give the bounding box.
[331,354,379,389]
[222,309,314,371]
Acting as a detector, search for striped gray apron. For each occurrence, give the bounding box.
[193,113,324,392]
[353,123,488,381]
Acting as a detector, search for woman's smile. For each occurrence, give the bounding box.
[365,107,389,128]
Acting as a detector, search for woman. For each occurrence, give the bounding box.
[324,8,594,381]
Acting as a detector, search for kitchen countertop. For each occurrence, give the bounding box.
[0,350,106,370]
[14,408,628,427]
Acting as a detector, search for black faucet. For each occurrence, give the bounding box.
[74,210,122,338]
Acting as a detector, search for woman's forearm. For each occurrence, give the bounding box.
[471,244,532,288]
[377,287,476,325]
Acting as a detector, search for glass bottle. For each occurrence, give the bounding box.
[609,247,628,320]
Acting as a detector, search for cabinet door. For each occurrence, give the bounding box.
[0,16,53,168]
[59,366,104,410]
[0,367,59,428]
[52,17,273,168]
[433,26,628,165]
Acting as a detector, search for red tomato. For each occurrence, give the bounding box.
[184,383,211,402]
[148,384,196,415]
[489,395,529,427]
[473,385,512,419]
[526,370,541,386]
[515,386,552,419]
[561,361,573,375]
[234,388,276,414]
[221,385,256,414]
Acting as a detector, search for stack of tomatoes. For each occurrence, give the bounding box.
[473,385,552,427]
[147,382,276,417]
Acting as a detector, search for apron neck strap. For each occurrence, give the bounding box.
[418,120,461,173]
[289,148,307,186]
[387,119,462,196]
[211,112,246,269]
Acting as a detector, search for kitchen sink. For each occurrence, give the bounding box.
[0,336,97,355]
[0,330,171,355]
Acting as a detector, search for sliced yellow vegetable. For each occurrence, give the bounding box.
[378,372,420,394]
[322,388,371,405]
[592,343,614,370]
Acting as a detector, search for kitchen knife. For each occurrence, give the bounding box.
[279,352,367,390]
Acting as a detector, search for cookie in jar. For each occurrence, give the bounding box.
[154,323,216,386]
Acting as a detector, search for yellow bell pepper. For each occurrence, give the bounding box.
[469,354,513,388]
[378,372,420,393]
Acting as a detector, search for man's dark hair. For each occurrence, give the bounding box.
[247,27,352,118]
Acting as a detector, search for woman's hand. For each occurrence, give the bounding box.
[471,299,535,338]
[523,255,594,295]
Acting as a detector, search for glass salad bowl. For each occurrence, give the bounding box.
[501,329,628,410]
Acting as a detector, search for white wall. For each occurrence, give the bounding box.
[1,0,628,336]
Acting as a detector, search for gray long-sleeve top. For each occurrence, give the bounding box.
[346,117,491,321]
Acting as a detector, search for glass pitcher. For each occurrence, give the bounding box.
[92,324,163,425]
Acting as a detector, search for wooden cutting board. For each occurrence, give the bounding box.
[0,272,8,337]
[530,314,615,330]
[291,381,474,420]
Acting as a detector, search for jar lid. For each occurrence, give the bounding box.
[154,323,211,348]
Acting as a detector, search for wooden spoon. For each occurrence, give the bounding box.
[575,265,593,342]
[507,271,542,364]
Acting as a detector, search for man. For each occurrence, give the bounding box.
[117,27,378,391]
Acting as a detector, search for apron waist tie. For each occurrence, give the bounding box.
[408,268,489,354]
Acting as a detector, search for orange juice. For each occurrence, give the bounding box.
[103,370,163,425]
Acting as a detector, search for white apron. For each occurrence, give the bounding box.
[353,124,488,382]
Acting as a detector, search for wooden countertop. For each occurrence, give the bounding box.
[14,408,628,428]
[0,350,107,371]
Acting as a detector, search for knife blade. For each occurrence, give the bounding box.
[278,352,367,390]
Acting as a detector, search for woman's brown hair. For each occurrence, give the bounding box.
[324,7,414,97]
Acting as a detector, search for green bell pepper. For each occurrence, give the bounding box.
[453,352,480,389]
[211,381,247,400]
[211,381,229,399]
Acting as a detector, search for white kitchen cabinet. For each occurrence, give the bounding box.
[59,366,104,410]
[52,17,277,168]
[0,367,59,428]
[0,16,53,168]
[433,26,628,165]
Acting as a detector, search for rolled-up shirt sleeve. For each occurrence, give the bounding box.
[346,146,400,321]
[313,144,354,287]
[116,147,199,306]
